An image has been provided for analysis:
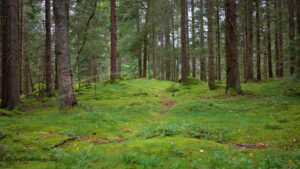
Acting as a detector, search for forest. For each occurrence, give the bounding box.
[0,0,300,168]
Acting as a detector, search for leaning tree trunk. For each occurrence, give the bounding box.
[53,0,77,108]
[225,0,241,95]
[45,0,53,96]
[2,0,20,110]
[207,0,215,90]
[110,0,118,80]
[180,0,187,83]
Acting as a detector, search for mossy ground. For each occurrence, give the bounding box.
[0,78,300,168]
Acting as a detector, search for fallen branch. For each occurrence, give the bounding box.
[43,137,78,150]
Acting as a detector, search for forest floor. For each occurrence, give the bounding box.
[0,78,300,168]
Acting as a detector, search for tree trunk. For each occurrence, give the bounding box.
[137,12,142,78]
[278,0,283,77]
[216,0,221,81]
[152,0,157,79]
[266,1,273,78]
[53,0,77,108]
[2,0,20,110]
[288,0,295,74]
[244,0,248,79]
[160,33,165,80]
[45,0,53,96]
[180,0,187,83]
[186,2,190,77]
[256,0,261,81]
[110,0,118,80]
[274,0,280,77]
[263,30,268,80]
[225,0,241,94]
[19,0,24,94]
[246,0,254,80]
[297,0,300,70]
[165,1,171,81]
[191,0,196,78]
[207,0,215,90]
[199,0,206,81]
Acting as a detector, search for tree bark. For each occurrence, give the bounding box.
[191,0,196,78]
[53,0,77,108]
[19,0,24,94]
[110,0,118,80]
[199,0,206,81]
[297,0,300,69]
[225,0,241,94]
[246,0,254,80]
[266,1,273,78]
[160,32,165,80]
[255,0,261,81]
[165,1,171,81]
[2,0,20,110]
[207,0,215,90]
[143,7,149,78]
[180,0,187,83]
[274,0,280,77]
[288,0,295,74]
[216,0,221,81]
[278,0,283,77]
[152,0,157,79]
[45,0,53,96]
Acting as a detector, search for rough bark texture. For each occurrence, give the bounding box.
[199,0,206,81]
[53,0,77,108]
[288,0,295,74]
[246,0,254,80]
[110,0,118,79]
[297,0,300,70]
[266,1,273,78]
[165,1,171,81]
[19,0,24,94]
[263,31,268,80]
[186,2,190,77]
[256,0,261,80]
[45,0,53,96]
[2,0,20,110]
[207,0,215,90]
[180,0,187,83]
[225,0,240,95]
[216,0,221,81]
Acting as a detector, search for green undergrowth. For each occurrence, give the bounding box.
[0,78,300,168]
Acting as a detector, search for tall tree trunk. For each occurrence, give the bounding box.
[143,9,149,78]
[172,12,177,81]
[246,0,254,80]
[278,0,283,77]
[216,0,221,81]
[199,0,206,81]
[2,0,20,110]
[288,0,295,74]
[152,0,157,79]
[186,2,190,77]
[207,0,215,90]
[180,0,187,83]
[266,1,273,78]
[53,0,77,108]
[45,0,53,96]
[256,0,261,80]
[160,33,165,80]
[191,0,196,78]
[244,0,248,79]
[274,0,280,77]
[225,0,240,94]
[110,0,118,80]
[263,30,268,80]
[165,1,171,81]
[297,0,300,70]
[19,0,24,94]
[137,12,142,78]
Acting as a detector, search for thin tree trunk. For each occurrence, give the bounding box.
[53,0,77,108]
[256,0,261,80]
[45,0,53,96]
[225,0,241,94]
[152,0,157,79]
[191,0,196,78]
[110,0,118,80]
[207,0,215,90]
[181,0,187,83]
[160,33,165,80]
[143,8,149,78]
[266,1,273,78]
[263,30,268,80]
[246,0,254,80]
[199,0,206,81]
[288,0,295,74]
[278,0,283,77]
[216,0,221,81]
[186,2,190,77]
[274,0,280,77]
[297,0,300,69]
[2,0,20,110]
[165,1,171,81]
